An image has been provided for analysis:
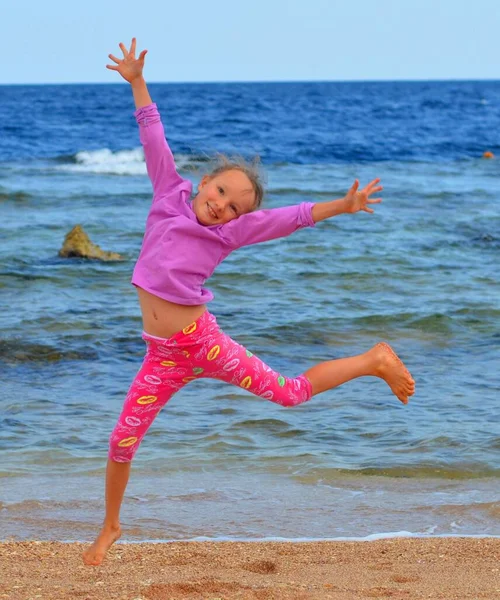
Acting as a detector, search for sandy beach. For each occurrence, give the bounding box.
[1,537,499,599]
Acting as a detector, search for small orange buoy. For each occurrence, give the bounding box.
[483,151,494,159]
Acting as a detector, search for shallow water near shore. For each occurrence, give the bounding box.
[1,81,499,540]
[2,468,499,541]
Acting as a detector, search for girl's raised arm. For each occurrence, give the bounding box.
[107,38,151,109]
[107,39,184,197]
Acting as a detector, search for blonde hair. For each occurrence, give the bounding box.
[208,155,265,210]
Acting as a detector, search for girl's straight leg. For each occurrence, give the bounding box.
[82,459,130,566]
[83,337,187,566]
[104,459,131,529]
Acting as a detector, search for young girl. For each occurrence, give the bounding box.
[83,39,415,566]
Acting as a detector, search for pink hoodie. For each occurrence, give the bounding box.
[131,103,316,305]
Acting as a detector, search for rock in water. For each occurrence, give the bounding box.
[59,225,122,261]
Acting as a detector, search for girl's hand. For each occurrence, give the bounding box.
[106,38,147,83]
[343,178,383,214]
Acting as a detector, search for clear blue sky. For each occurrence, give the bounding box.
[2,0,499,84]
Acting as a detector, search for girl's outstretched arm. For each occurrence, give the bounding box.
[107,38,184,197]
[312,179,383,222]
[220,202,316,249]
[220,179,382,250]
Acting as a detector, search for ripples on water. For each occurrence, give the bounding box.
[1,81,499,539]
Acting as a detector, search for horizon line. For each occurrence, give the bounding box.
[1,77,500,86]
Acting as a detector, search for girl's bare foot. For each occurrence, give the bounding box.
[372,342,415,404]
[83,524,122,566]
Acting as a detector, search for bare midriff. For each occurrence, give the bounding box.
[135,286,207,339]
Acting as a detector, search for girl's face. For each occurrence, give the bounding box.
[193,170,256,226]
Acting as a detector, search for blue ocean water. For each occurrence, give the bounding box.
[1,81,499,541]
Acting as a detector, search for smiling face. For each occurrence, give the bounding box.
[192,169,257,226]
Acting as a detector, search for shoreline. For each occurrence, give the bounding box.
[9,532,499,543]
[95,532,500,541]
[1,538,499,599]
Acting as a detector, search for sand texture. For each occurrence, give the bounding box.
[1,538,499,599]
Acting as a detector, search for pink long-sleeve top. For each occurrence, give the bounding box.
[131,103,316,305]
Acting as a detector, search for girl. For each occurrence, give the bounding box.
[83,39,415,566]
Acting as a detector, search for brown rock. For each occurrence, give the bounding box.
[59,225,122,261]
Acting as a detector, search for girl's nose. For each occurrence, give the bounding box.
[212,200,224,215]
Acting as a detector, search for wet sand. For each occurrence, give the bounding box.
[1,538,499,599]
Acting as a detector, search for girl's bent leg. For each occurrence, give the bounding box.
[198,325,414,406]
[304,342,415,404]
[200,331,313,406]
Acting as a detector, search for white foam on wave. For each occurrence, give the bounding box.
[65,532,500,544]
[130,532,500,543]
[56,148,201,176]
[58,147,147,176]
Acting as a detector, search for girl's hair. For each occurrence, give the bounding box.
[208,155,265,210]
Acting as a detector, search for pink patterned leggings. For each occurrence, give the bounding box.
[109,311,313,462]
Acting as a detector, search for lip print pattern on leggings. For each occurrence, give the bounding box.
[109,311,312,462]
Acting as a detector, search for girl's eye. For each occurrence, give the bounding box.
[218,186,224,195]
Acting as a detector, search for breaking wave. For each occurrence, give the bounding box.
[55,148,209,176]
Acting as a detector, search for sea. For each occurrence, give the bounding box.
[1,81,499,543]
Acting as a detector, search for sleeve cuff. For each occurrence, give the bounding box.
[299,202,316,228]
[134,103,160,125]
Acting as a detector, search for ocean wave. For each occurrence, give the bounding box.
[53,148,211,176]
[0,498,89,511]
[57,147,146,175]
[413,500,500,518]
[231,418,308,438]
[268,187,339,198]
[253,312,464,341]
[0,189,32,202]
[47,146,496,182]
[0,269,64,282]
[292,464,500,482]
[0,339,98,364]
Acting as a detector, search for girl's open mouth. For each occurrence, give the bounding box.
[207,203,217,219]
